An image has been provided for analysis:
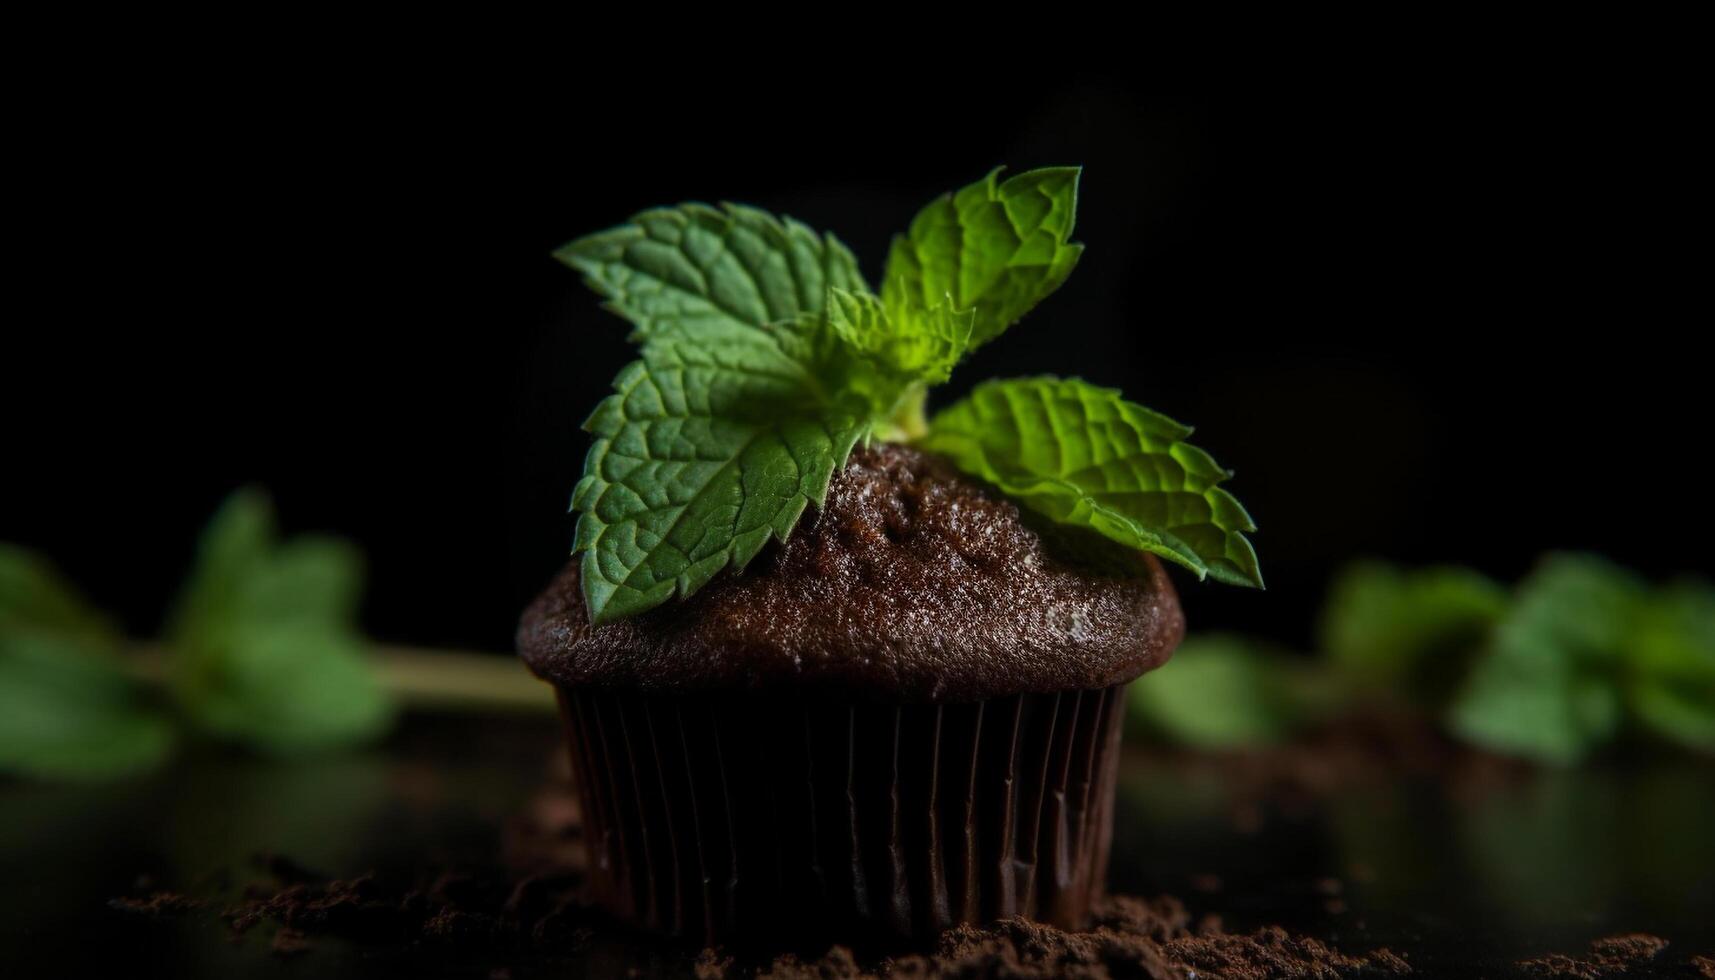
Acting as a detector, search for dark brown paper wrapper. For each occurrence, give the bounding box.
[554,684,1128,946]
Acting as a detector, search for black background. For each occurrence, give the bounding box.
[6,81,1704,652]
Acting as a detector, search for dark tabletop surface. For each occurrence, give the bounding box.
[3,712,1711,977]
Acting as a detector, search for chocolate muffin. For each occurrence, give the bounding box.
[519,442,1184,945]
[524,165,1260,946]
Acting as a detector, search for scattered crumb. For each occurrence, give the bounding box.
[691,895,1409,979]
[117,857,1409,979]
[270,927,312,958]
[1163,924,1407,980]
[1518,933,1669,978]
[109,892,204,917]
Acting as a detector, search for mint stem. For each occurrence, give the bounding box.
[125,642,556,714]
[875,382,930,443]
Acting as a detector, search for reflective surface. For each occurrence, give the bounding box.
[3,713,1711,976]
[1110,750,1715,975]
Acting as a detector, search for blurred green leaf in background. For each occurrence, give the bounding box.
[1,545,175,780]
[1130,552,1715,766]
[0,543,121,645]
[1321,562,1507,706]
[1449,554,1715,763]
[1626,579,1715,753]
[167,489,392,755]
[1127,634,1340,749]
[2,490,393,783]
[1448,555,1643,764]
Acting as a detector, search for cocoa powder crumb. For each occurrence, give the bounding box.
[109,891,204,917]
[695,948,737,979]
[690,895,1409,979]
[119,856,1411,979]
[115,796,1407,980]
[1163,924,1391,980]
[270,927,312,958]
[1518,933,1669,978]
[108,782,1417,979]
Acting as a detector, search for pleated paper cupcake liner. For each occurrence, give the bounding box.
[556,683,1128,945]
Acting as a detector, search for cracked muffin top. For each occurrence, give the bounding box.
[518,442,1184,701]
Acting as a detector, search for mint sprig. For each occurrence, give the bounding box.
[1164,554,1715,764]
[169,489,392,755]
[2,490,397,782]
[1446,554,1715,764]
[557,167,1260,622]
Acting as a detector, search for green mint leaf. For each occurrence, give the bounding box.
[881,167,1082,349]
[922,377,1261,587]
[1127,634,1336,748]
[173,625,391,756]
[171,490,364,637]
[573,339,869,623]
[827,287,972,386]
[556,202,869,357]
[560,203,896,623]
[0,543,120,646]
[0,631,174,781]
[1320,562,1507,705]
[1449,554,1644,764]
[1626,579,1715,754]
[169,489,390,754]
[244,537,364,623]
[0,543,166,781]
[167,488,275,640]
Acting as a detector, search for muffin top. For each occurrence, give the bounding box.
[517,442,1184,702]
